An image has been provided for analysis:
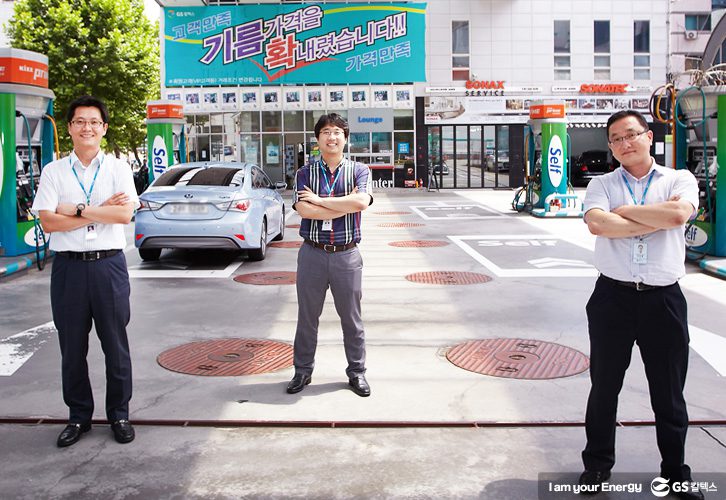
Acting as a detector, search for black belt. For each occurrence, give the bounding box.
[305,240,357,253]
[600,274,671,292]
[58,249,121,261]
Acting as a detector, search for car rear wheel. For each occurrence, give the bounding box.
[273,207,285,241]
[139,248,161,261]
[248,219,267,261]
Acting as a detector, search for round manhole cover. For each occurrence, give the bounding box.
[233,272,297,285]
[269,241,302,248]
[377,222,424,228]
[158,338,293,376]
[286,224,300,229]
[373,211,411,215]
[389,240,450,248]
[446,338,589,379]
[405,271,492,285]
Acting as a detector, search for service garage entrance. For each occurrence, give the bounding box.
[427,124,524,189]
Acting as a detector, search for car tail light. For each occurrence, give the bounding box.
[229,199,251,212]
[581,166,588,172]
[138,199,163,211]
[136,234,143,240]
[234,234,245,241]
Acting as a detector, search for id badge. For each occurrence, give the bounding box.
[85,224,98,241]
[322,219,333,231]
[633,240,647,264]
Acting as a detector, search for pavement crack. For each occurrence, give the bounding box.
[700,426,726,449]
[50,444,105,490]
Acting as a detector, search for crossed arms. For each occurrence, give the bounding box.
[294,186,371,220]
[38,192,135,233]
[584,196,695,239]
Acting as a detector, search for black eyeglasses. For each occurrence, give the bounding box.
[608,130,648,146]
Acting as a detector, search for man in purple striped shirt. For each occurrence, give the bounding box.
[287,113,373,397]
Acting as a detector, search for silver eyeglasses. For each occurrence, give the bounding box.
[70,119,105,130]
[608,130,648,146]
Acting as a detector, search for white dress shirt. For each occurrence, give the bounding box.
[583,159,699,286]
[31,151,140,252]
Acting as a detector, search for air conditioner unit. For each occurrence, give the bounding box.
[685,30,699,40]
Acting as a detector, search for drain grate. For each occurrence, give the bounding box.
[269,241,302,248]
[373,211,411,215]
[405,271,492,285]
[389,240,450,248]
[233,271,297,285]
[446,338,589,379]
[158,338,293,376]
[377,222,424,228]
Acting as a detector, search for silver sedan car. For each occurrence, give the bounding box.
[134,162,286,261]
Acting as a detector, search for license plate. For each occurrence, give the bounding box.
[169,203,208,214]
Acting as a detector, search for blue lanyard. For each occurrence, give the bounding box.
[319,162,343,196]
[70,154,102,204]
[620,170,655,206]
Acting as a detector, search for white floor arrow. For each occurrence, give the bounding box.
[0,321,56,376]
[689,325,726,376]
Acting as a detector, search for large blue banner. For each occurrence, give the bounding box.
[164,3,426,87]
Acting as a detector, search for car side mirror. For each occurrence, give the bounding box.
[275,181,287,191]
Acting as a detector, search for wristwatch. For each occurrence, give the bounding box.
[75,203,86,217]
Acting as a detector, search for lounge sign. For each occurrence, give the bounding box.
[164,3,426,86]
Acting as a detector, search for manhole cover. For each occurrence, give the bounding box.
[373,211,411,215]
[269,241,302,248]
[405,271,492,285]
[446,338,589,379]
[233,272,297,285]
[286,224,300,228]
[389,240,450,248]
[377,222,424,228]
[158,338,293,376]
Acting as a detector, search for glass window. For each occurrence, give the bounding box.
[283,111,304,131]
[238,111,260,133]
[685,15,711,31]
[394,110,414,130]
[634,68,650,80]
[453,69,470,81]
[262,111,281,132]
[634,55,650,66]
[305,110,317,132]
[372,132,392,154]
[554,20,570,53]
[594,21,610,53]
[240,134,260,164]
[634,21,650,53]
[349,133,369,153]
[554,69,571,80]
[554,56,571,67]
[594,55,610,67]
[685,57,702,71]
[196,114,210,134]
[187,167,244,186]
[210,113,224,134]
[595,69,611,80]
[453,56,470,68]
[452,21,469,53]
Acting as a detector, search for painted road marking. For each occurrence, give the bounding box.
[449,234,597,277]
[529,257,593,268]
[128,256,244,279]
[410,202,504,220]
[0,321,55,376]
[690,326,726,376]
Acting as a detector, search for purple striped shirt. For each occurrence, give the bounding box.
[293,158,373,245]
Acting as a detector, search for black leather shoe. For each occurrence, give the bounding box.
[348,375,371,397]
[577,470,611,495]
[111,419,135,444]
[56,422,91,447]
[286,373,311,394]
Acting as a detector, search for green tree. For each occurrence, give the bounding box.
[7,0,159,161]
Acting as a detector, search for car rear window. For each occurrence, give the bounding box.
[154,167,245,187]
[187,168,245,186]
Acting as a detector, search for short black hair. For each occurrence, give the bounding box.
[314,113,349,139]
[66,95,109,124]
[606,109,649,138]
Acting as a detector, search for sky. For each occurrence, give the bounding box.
[143,0,160,22]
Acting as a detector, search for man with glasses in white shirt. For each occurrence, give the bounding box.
[32,95,139,448]
[578,110,703,499]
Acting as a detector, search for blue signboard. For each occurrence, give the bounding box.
[398,142,410,154]
[164,3,426,87]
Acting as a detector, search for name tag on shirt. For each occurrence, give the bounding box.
[86,224,98,241]
[322,219,332,231]
[633,240,647,264]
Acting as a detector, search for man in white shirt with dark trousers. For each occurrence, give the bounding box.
[579,109,703,499]
[32,95,139,447]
